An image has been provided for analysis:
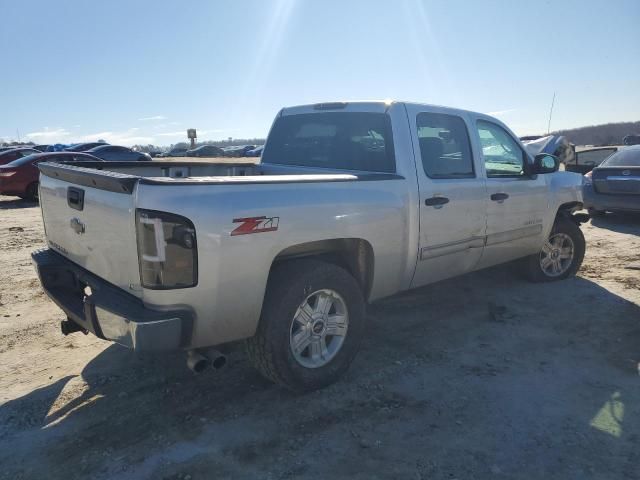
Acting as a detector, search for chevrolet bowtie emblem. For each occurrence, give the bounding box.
[70,218,85,235]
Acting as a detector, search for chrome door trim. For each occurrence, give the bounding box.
[485,224,543,246]
[420,236,485,260]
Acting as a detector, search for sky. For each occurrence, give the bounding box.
[1,0,639,146]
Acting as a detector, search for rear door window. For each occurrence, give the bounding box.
[262,112,396,173]
[416,112,474,178]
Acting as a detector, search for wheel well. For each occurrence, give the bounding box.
[26,181,39,197]
[555,201,588,225]
[556,201,582,217]
[271,239,374,300]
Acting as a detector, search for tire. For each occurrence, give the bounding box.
[25,182,39,202]
[245,259,365,392]
[523,216,585,282]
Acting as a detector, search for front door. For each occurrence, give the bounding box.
[472,119,550,269]
[408,108,488,288]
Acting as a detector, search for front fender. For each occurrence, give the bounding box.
[548,171,584,210]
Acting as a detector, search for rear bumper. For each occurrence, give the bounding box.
[32,248,192,351]
[583,185,640,213]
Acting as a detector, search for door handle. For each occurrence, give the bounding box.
[490,193,509,202]
[425,196,450,207]
[67,187,85,211]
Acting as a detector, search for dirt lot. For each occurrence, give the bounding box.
[0,196,639,480]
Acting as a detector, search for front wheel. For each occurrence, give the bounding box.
[245,259,365,392]
[523,216,585,282]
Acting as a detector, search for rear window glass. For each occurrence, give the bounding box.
[601,148,640,167]
[5,154,41,167]
[262,112,396,173]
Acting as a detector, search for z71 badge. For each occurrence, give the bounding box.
[231,216,280,236]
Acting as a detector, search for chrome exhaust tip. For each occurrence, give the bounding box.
[203,348,227,370]
[186,349,227,373]
[186,350,210,373]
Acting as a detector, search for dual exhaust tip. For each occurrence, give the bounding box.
[61,319,226,374]
[187,349,227,373]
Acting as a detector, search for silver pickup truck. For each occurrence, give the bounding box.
[32,101,587,391]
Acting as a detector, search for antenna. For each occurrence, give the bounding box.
[547,92,556,135]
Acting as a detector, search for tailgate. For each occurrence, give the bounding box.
[593,167,640,195]
[38,163,142,296]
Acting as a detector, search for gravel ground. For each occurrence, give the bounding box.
[0,196,638,480]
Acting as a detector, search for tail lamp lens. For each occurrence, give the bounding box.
[136,209,197,289]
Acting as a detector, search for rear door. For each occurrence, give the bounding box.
[406,106,487,287]
[471,119,549,269]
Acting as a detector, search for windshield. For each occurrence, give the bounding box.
[601,148,640,167]
[262,112,395,172]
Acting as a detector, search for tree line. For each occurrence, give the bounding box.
[549,121,640,146]
[132,138,266,153]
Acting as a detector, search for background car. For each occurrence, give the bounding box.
[0,147,41,165]
[33,144,51,152]
[85,145,152,161]
[65,141,108,152]
[0,152,103,200]
[521,135,575,166]
[583,145,640,215]
[223,145,256,157]
[159,146,189,157]
[623,134,640,146]
[185,145,226,157]
[246,145,264,157]
[568,147,617,175]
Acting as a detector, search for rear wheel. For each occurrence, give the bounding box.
[25,182,39,202]
[524,216,585,282]
[245,259,365,392]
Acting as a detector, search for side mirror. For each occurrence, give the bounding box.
[533,153,559,174]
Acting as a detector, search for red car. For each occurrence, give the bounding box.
[0,152,102,201]
[0,147,41,165]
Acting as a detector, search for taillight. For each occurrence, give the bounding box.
[0,170,16,177]
[135,209,197,289]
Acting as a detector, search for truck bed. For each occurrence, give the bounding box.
[36,157,412,347]
[38,160,399,193]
